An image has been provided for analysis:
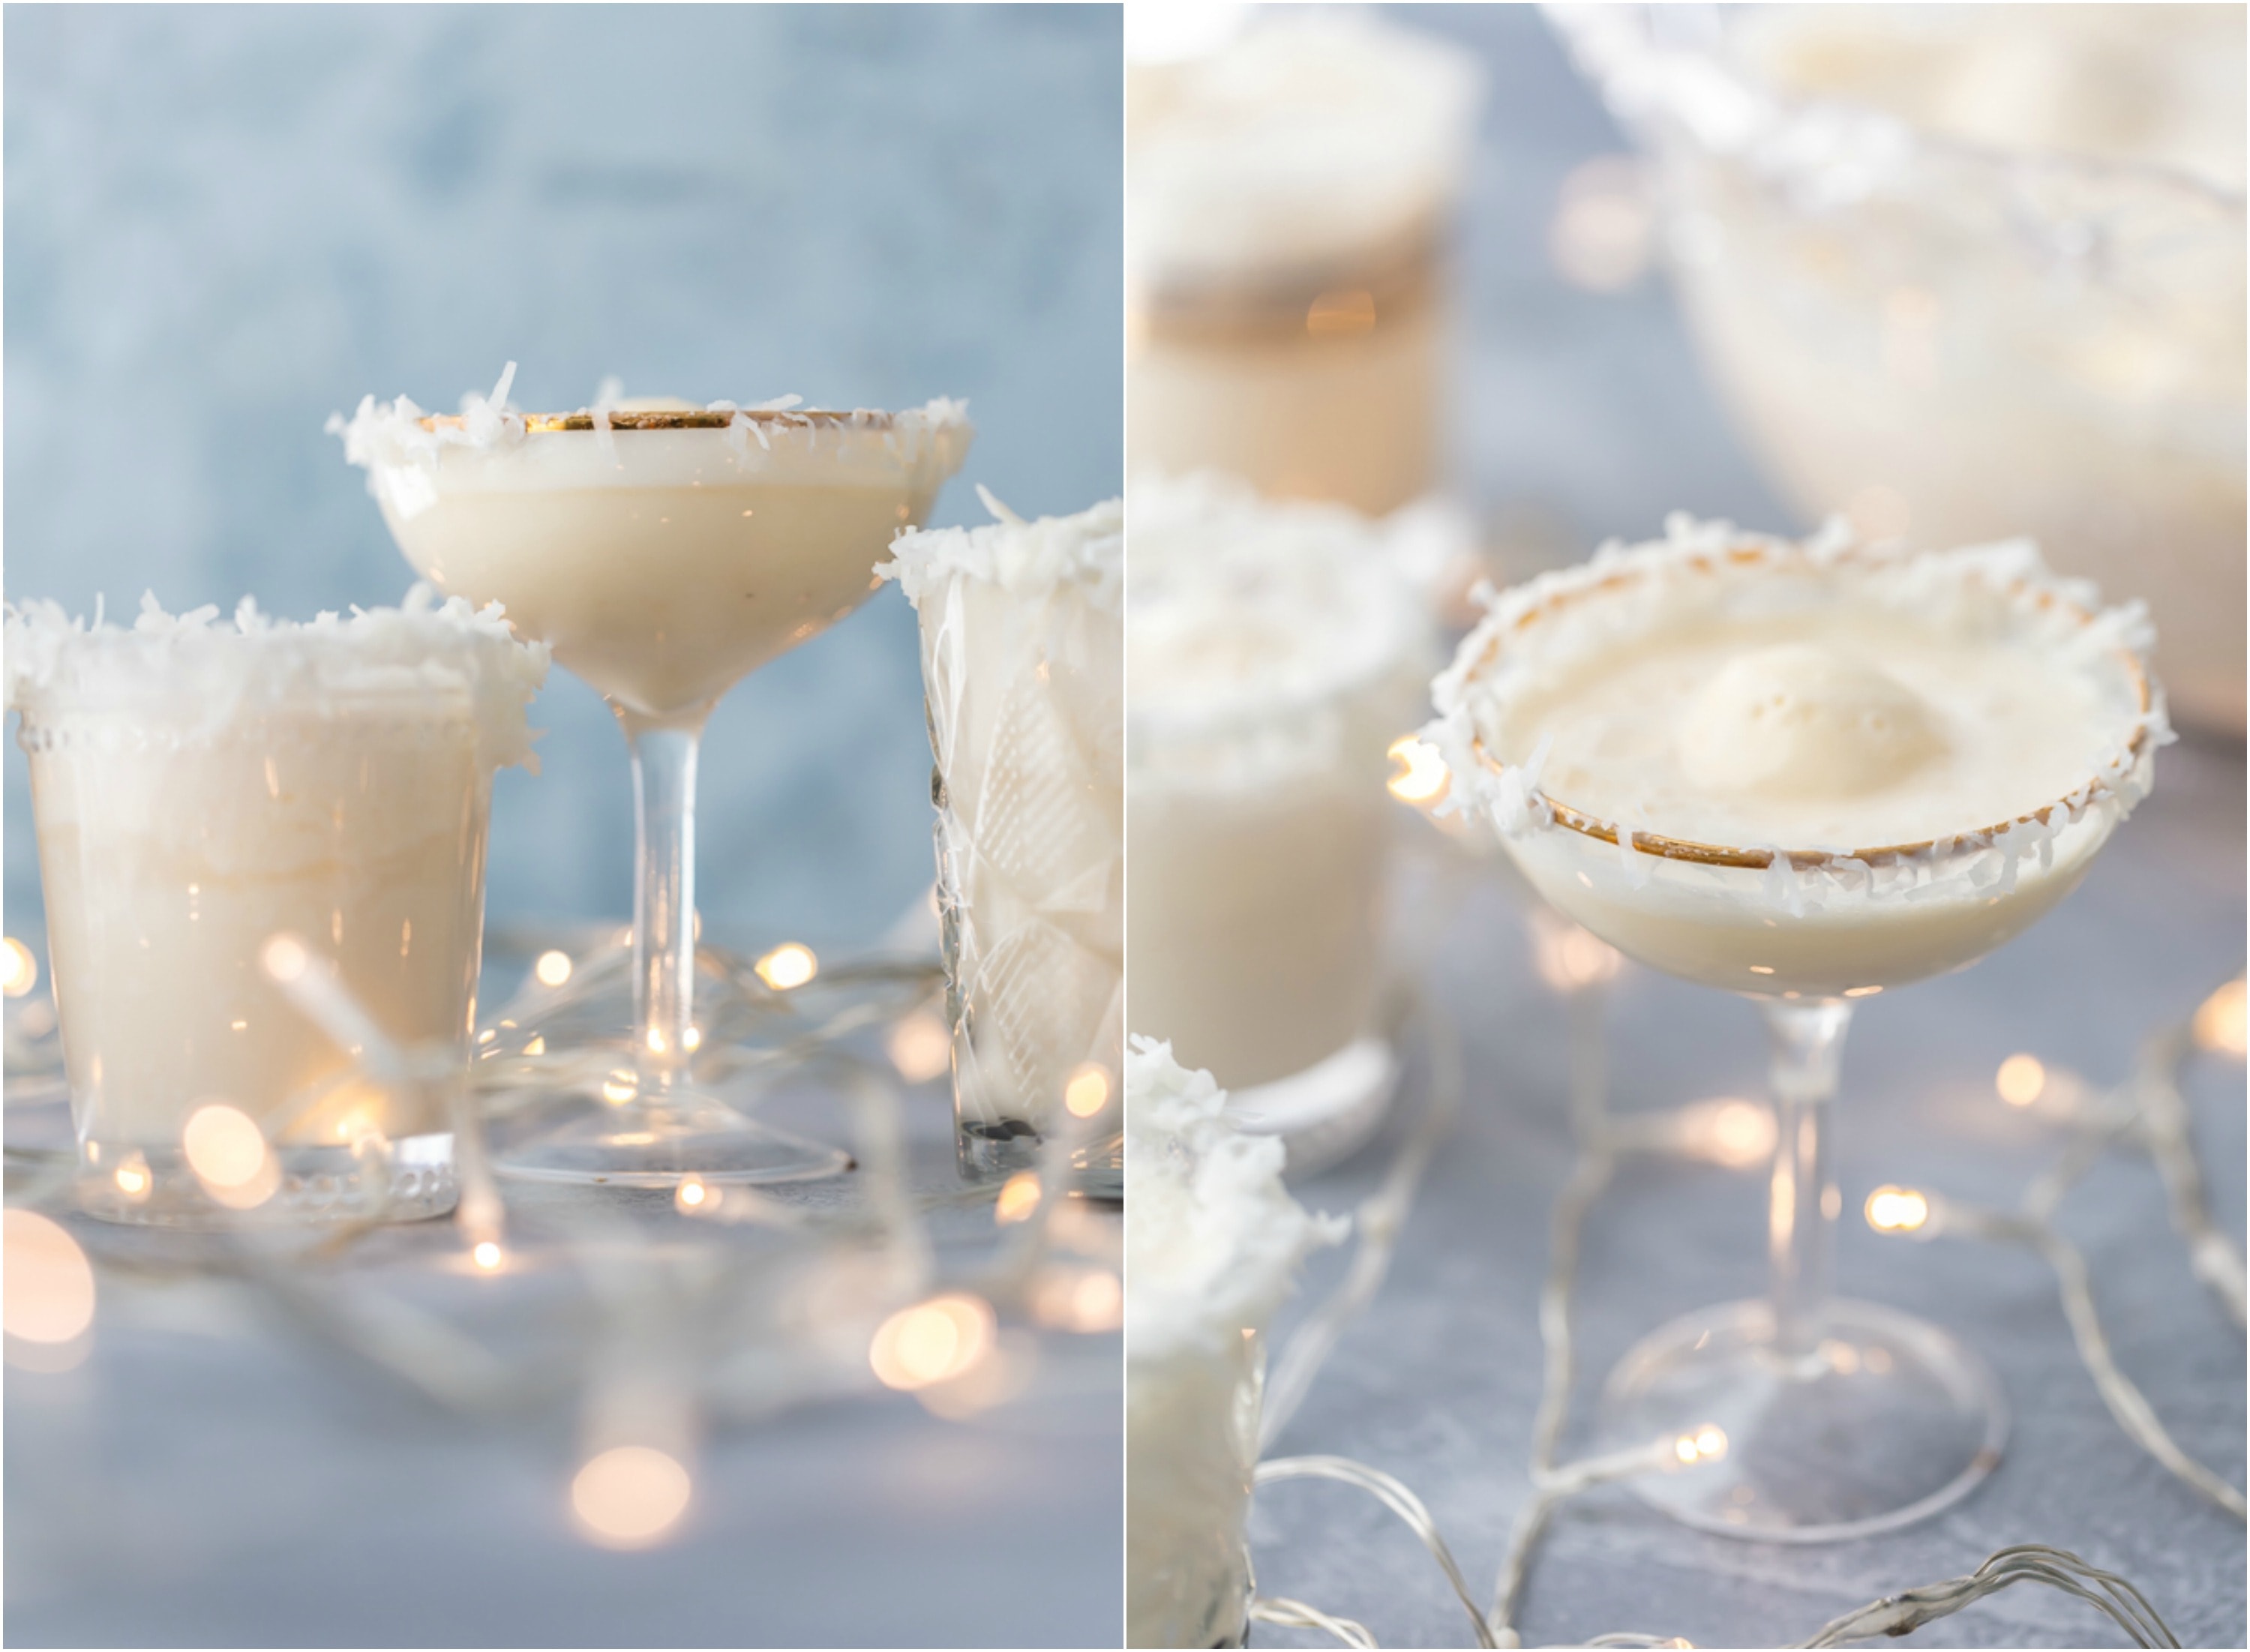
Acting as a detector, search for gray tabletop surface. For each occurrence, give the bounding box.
[1251,736,2246,1649]
[6,1054,1125,1649]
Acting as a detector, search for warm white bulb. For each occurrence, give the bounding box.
[1865,1185,1931,1234]
[1386,736,1450,805]
[572,1446,692,1549]
[869,1294,995,1391]
[994,1172,1042,1226]
[0,937,38,998]
[1064,1064,1112,1119]
[260,934,309,985]
[3,1210,95,1344]
[754,943,818,991]
[1995,1053,2045,1107]
[2194,979,2248,1057]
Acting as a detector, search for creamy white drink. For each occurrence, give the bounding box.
[1128,13,1481,514]
[6,589,545,1223]
[1431,517,2167,998]
[1124,1039,1341,1650]
[334,383,973,721]
[1129,475,1432,1154]
[881,496,1122,1185]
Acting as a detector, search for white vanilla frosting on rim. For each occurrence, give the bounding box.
[878,490,1123,613]
[5,585,548,769]
[1127,472,1431,742]
[329,363,974,504]
[1125,1037,1344,1364]
[1128,10,1483,286]
[1427,514,2169,883]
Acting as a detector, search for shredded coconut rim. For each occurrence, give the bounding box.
[328,364,972,495]
[1126,470,1432,740]
[1426,513,2170,873]
[6,584,550,770]
[878,490,1123,613]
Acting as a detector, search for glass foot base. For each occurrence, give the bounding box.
[490,1094,851,1188]
[956,1119,1122,1198]
[1598,1297,2007,1543]
[1225,1036,1398,1179]
[74,1132,458,1227]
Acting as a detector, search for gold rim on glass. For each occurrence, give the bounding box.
[1132,216,1444,346]
[415,407,898,433]
[1462,540,2157,872]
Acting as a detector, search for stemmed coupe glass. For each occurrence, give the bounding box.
[1430,521,2165,1540]
[337,370,970,1185]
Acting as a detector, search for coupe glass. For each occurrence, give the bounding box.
[1431,524,2165,1540]
[337,383,970,1185]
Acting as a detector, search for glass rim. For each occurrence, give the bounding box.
[415,407,902,434]
[14,684,491,736]
[1458,539,2158,871]
[1558,5,2248,219]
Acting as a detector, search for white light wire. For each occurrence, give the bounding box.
[1238,905,2216,1648]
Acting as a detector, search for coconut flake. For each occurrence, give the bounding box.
[5,585,548,771]
[1125,1037,1346,1363]
[878,493,1121,614]
[1429,514,2169,910]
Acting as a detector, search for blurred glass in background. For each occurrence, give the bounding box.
[1556,3,2246,733]
[1122,6,1482,1180]
[1126,5,1482,516]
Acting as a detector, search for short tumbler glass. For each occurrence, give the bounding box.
[8,595,542,1225]
[889,501,1124,1191]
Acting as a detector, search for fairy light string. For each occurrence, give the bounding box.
[0,922,1120,1558]
[1864,987,2249,1522]
[0,898,2234,1635]
[1237,825,2221,1646]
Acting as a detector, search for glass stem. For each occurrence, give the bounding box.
[619,708,707,1099]
[1762,997,1851,1360]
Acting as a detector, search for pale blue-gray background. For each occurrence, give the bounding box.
[4,1,1123,951]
